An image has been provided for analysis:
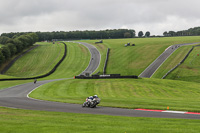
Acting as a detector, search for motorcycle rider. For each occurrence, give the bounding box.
[93,95,98,98]
[83,95,100,108]
[86,96,93,102]
[86,95,98,102]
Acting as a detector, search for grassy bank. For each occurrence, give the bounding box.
[0,107,199,133]
[166,46,200,83]
[82,36,200,76]
[5,42,64,77]
[2,42,90,80]
[152,45,194,78]
[41,42,90,80]
[30,78,200,112]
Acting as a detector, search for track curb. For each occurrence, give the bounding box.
[135,109,200,115]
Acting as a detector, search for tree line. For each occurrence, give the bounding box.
[163,26,200,36]
[138,31,150,37]
[1,29,136,41]
[0,33,38,66]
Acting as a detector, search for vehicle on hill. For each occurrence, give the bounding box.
[82,95,101,108]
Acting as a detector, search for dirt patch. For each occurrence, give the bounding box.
[96,44,106,51]
[181,65,193,69]
[78,44,88,54]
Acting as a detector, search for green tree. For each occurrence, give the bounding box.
[0,51,5,65]
[29,33,39,43]
[168,31,176,36]
[1,46,11,60]
[7,43,17,56]
[124,32,132,38]
[163,31,168,36]
[13,38,24,53]
[145,31,150,37]
[18,35,29,48]
[138,31,144,37]
[0,36,10,44]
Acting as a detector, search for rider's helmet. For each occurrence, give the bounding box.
[94,95,98,98]
[89,96,93,99]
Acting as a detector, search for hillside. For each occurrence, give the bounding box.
[5,42,64,78]
[2,36,200,79]
[0,42,91,80]
[0,37,200,132]
[165,46,200,82]
[82,36,200,76]
[30,78,200,112]
[152,45,194,78]
[1,37,200,112]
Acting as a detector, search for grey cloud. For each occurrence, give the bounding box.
[0,0,200,35]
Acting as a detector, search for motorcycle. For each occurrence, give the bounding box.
[82,97,101,108]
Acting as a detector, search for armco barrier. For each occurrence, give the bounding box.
[162,44,200,79]
[103,48,110,75]
[0,42,67,81]
[75,74,138,79]
[1,45,40,74]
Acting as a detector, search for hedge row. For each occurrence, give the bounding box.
[0,42,67,81]
[0,33,39,66]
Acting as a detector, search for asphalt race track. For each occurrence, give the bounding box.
[0,42,200,119]
[77,42,101,76]
[139,42,200,78]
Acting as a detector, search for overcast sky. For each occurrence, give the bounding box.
[0,0,200,35]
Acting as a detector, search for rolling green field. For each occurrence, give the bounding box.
[152,45,195,78]
[165,46,200,83]
[0,45,40,79]
[1,37,200,132]
[0,41,90,89]
[30,78,200,112]
[0,107,199,133]
[5,42,64,78]
[42,42,90,80]
[2,42,90,80]
[82,36,200,76]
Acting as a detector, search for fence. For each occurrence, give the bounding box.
[75,74,138,79]
[103,48,110,75]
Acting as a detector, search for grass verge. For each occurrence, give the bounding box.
[0,107,199,133]
[0,80,32,90]
[30,78,200,112]
[5,42,64,77]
